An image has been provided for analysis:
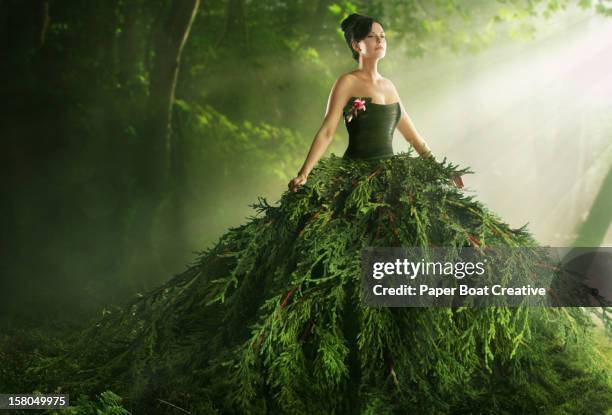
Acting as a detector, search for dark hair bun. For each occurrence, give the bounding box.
[340,13,361,33]
[339,13,383,62]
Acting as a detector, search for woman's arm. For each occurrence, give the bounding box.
[288,75,352,192]
[397,107,434,159]
[390,81,464,188]
[383,80,432,159]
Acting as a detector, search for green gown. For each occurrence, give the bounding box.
[23,97,611,414]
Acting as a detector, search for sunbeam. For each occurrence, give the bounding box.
[394,7,612,245]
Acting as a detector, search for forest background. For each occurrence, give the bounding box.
[1,0,611,330]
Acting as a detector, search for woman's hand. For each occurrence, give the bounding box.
[424,153,462,188]
[451,173,464,189]
[288,173,308,192]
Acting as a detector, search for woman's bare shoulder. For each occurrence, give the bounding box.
[344,70,360,77]
[381,76,398,89]
[336,71,359,84]
[329,73,358,97]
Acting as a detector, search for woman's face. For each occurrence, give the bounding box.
[353,22,386,60]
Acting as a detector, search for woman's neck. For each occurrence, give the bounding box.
[356,59,381,83]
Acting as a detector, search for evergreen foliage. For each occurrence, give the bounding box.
[6,151,609,414]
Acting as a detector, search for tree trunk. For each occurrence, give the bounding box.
[0,0,49,270]
[117,0,146,84]
[0,0,49,83]
[216,0,248,50]
[144,0,199,196]
[130,0,200,287]
[572,166,612,247]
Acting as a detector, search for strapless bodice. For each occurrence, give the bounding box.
[342,96,401,160]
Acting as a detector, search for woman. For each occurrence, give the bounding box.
[24,13,610,415]
[288,15,464,192]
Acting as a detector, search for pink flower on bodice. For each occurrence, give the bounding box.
[346,98,367,123]
[352,98,366,111]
